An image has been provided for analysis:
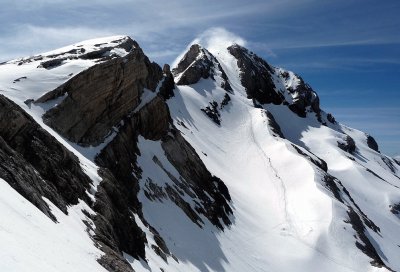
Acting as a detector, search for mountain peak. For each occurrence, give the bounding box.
[8,35,137,69]
[172,43,205,76]
[172,43,232,91]
[1,33,400,272]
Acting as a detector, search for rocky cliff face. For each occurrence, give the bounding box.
[1,37,232,271]
[0,95,93,221]
[39,38,164,146]
[173,44,232,91]
[227,44,322,119]
[94,94,232,269]
[228,44,283,105]
[175,43,323,121]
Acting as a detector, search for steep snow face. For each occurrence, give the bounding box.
[163,43,400,272]
[0,36,135,271]
[0,178,106,272]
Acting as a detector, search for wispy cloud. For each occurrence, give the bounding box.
[193,28,247,51]
[1,0,399,65]
[0,25,116,60]
[171,27,247,67]
[279,56,400,72]
[270,39,400,50]
[317,88,390,98]
[0,1,283,62]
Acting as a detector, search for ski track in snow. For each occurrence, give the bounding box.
[162,44,397,272]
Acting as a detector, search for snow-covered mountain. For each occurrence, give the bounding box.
[0,35,399,272]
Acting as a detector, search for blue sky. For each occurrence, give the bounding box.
[1,0,399,156]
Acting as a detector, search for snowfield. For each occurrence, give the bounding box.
[0,179,106,272]
[163,42,400,271]
[0,35,399,272]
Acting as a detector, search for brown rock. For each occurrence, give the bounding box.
[40,38,163,146]
[0,94,93,219]
[159,65,175,100]
[173,44,232,92]
[228,44,283,105]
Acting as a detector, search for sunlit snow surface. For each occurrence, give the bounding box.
[0,179,106,272]
[0,36,129,272]
[157,45,399,271]
[0,36,399,272]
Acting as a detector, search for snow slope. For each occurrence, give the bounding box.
[0,178,106,272]
[0,35,399,272]
[0,36,130,271]
[160,42,400,271]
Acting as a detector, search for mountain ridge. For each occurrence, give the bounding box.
[0,35,399,272]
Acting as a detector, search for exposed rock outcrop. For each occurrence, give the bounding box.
[327,113,336,124]
[94,95,232,267]
[2,34,399,272]
[159,64,175,100]
[93,97,170,263]
[173,44,210,84]
[322,174,390,269]
[4,37,233,271]
[40,38,163,146]
[265,111,285,138]
[162,129,232,229]
[93,168,146,265]
[291,144,328,171]
[221,93,231,108]
[278,70,321,118]
[381,156,397,174]
[201,101,221,125]
[0,95,93,220]
[224,45,321,118]
[290,82,320,118]
[201,93,232,125]
[173,44,232,91]
[338,135,356,154]
[0,136,60,222]
[367,135,380,152]
[228,44,283,105]
[390,203,400,215]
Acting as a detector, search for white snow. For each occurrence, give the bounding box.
[0,34,398,272]
[0,178,106,272]
[156,42,398,271]
[0,37,132,271]
[0,36,135,190]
